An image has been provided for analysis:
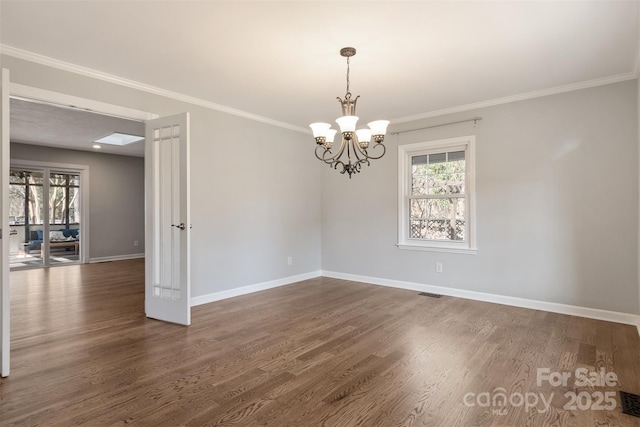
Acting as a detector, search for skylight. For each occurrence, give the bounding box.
[94,132,144,146]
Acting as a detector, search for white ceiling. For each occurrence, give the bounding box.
[10,98,145,156]
[1,1,639,139]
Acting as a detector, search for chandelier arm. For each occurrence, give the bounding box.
[332,137,349,162]
[314,137,349,165]
[351,138,367,159]
[327,157,351,176]
[357,157,370,170]
[333,160,346,173]
[316,151,348,174]
[350,138,366,163]
[358,142,386,160]
[317,149,341,165]
[315,146,335,163]
[351,159,364,175]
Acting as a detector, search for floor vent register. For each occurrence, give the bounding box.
[418,292,443,298]
[620,391,640,418]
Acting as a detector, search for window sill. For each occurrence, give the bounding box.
[396,243,477,255]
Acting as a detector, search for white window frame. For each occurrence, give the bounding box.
[397,135,477,254]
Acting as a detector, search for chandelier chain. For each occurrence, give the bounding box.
[345,56,351,98]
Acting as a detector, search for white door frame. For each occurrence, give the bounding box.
[10,84,157,122]
[1,83,160,376]
[1,69,10,376]
[10,161,90,267]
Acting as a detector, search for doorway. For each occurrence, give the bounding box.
[8,94,147,271]
[2,79,191,378]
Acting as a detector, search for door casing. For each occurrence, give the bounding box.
[1,82,162,376]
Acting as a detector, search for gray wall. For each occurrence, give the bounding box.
[10,143,145,259]
[188,111,321,296]
[322,80,639,315]
[3,53,638,315]
[2,54,322,298]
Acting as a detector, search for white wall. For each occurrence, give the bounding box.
[322,80,639,315]
[10,143,145,259]
[1,54,322,298]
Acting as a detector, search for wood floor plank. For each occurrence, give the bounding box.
[2,260,639,426]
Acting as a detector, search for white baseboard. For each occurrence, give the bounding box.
[89,253,145,263]
[190,270,322,307]
[321,270,640,329]
[185,268,639,335]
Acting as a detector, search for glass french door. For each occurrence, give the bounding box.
[46,171,81,266]
[8,167,81,269]
[9,169,44,268]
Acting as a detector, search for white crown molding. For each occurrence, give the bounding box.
[2,43,636,133]
[391,71,638,125]
[322,270,640,333]
[0,44,309,134]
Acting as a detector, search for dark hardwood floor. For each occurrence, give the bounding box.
[1,259,639,426]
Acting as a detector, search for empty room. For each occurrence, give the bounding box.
[0,1,639,426]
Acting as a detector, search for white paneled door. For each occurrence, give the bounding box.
[1,69,10,376]
[145,113,191,325]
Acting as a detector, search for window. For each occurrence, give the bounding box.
[49,173,81,225]
[398,136,476,253]
[9,170,44,226]
[9,169,81,242]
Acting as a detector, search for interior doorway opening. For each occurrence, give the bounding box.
[8,93,148,270]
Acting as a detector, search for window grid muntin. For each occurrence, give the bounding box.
[411,150,466,196]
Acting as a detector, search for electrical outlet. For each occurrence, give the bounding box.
[287,256,292,265]
[134,240,139,247]
[436,262,443,273]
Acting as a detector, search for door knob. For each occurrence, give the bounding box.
[171,223,186,230]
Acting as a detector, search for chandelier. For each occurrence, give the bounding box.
[309,47,389,178]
